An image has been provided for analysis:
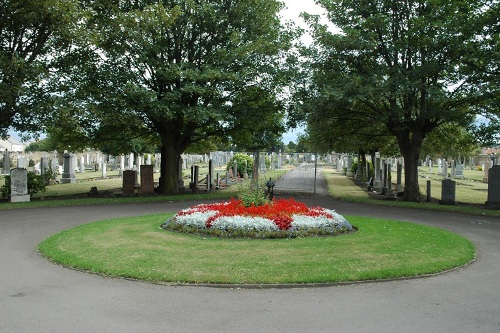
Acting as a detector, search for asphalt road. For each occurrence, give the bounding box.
[1,198,499,333]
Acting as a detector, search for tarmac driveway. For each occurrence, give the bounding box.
[1,199,499,333]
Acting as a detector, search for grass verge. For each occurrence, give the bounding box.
[38,213,475,285]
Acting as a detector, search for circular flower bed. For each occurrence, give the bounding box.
[162,198,354,238]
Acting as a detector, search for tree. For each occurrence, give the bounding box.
[62,0,296,194]
[0,0,79,138]
[303,0,498,201]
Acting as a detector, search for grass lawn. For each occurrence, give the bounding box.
[38,213,475,285]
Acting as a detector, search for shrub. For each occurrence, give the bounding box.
[237,182,269,207]
[1,171,54,198]
[227,153,253,177]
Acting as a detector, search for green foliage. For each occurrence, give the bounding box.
[227,153,253,178]
[0,0,82,138]
[236,182,269,207]
[1,171,54,198]
[302,0,496,201]
[53,0,297,194]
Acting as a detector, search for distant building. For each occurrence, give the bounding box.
[0,137,27,152]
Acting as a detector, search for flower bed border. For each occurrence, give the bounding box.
[161,198,355,239]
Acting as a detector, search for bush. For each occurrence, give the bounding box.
[237,182,269,207]
[1,171,54,198]
[227,153,253,177]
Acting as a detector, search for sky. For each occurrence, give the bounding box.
[280,0,326,143]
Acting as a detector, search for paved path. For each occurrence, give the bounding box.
[1,198,499,332]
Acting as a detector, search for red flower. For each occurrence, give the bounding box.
[183,198,332,230]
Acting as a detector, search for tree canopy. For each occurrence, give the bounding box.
[52,0,298,194]
[0,0,80,138]
[300,0,499,201]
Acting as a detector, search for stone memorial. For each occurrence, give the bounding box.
[10,168,30,203]
[454,162,464,179]
[440,179,456,205]
[61,153,76,183]
[122,170,136,196]
[373,152,382,191]
[140,165,154,194]
[17,157,28,169]
[101,162,107,179]
[485,165,500,209]
[483,161,491,183]
[3,149,10,175]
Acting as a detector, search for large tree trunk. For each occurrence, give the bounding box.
[396,130,424,202]
[158,135,184,195]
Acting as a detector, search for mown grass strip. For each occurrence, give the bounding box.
[38,214,475,285]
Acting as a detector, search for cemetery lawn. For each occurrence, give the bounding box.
[38,214,475,285]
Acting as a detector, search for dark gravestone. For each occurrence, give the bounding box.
[122,170,136,196]
[440,179,456,205]
[140,165,154,194]
[485,165,500,209]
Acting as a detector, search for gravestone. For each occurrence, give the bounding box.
[61,153,76,183]
[483,161,491,183]
[346,156,353,177]
[80,156,85,173]
[17,157,28,169]
[442,162,448,179]
[101,162,107,179]
[122,170,136,196]
[10,168,30,203]
[440,179,456,205]
[485,165,500,209]
[140,165,154,194]
[119,155,125,177]
[437,159,443,175]
[454,162,464,179]
[233,161,238,178]
[40,156,49,176]
[190,165,199,193]
[3,149,10,175]
[373,152,382,191]
[50,158,59,174]
[207,159,214,191]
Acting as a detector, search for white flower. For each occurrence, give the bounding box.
[173,211,217,228]
[211,215,279,231]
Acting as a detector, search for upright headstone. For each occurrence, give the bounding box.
[346,156,353,177]
[80,156,85,173]
[208,159,214,190]
[381,161,388,195]
[50,158,59,174]
[101,162,107,179]
[122,170,136,196]
[61,153,76,183]
[442,162,448,179]
[454,162,464,179]
[190,165,199,193]
[440,179,456,205]
[17,156,28,169]
[373,152,382,191]
[119,155,125,177]
[437,159,443,175]
[40,156,49,176]
[10,168,30,202]
[428,160,433,174]
[485,165,500,209]
[3,149,10,175]
[483,161,491,183]
[140,165,154,194]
